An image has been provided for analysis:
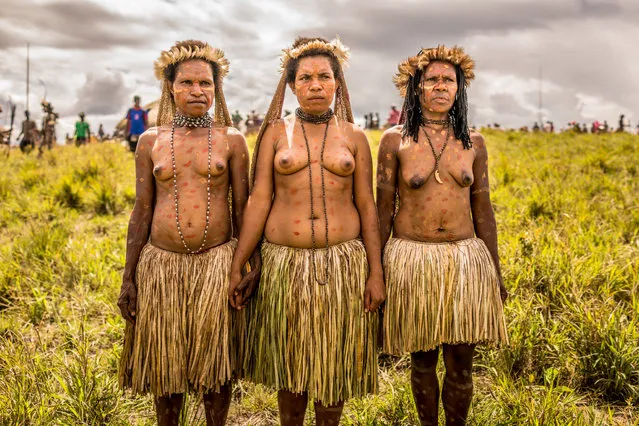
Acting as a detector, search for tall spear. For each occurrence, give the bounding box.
[26,42,30,115]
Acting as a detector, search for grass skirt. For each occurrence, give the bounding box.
[119,240,245,396]
[244,239,378,406]
[382,237,508,355]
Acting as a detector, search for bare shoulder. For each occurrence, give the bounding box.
[470,129,486,149]
[338,119,368,149]
[136,127,159,156]
[139,126,159,140]
[259,117,285,135]
[380,125,403,152]
[255,118,285,153]
[223,126,247,148]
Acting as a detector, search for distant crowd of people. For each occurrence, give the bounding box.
[2,96,637,158]
[497,114,637,134]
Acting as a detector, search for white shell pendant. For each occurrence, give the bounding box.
[435,169,443,184]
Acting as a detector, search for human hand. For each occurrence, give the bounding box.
[498,275,508,304]
[364,273,386,313]
[228,267,260,310]
[117,278,137,324]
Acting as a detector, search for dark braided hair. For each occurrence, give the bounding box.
[401,63,472,149]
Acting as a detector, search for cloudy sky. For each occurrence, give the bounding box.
[1,0,638,140]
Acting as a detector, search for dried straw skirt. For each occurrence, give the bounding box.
[119,240,245,396]
[382,237,508,355]
[244,239,378,406]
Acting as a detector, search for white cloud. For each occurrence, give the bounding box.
[0,0,637,141]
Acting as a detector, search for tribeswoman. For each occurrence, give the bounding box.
[376,45,509,425]
[117,40,254,426]
[228,37,385,425]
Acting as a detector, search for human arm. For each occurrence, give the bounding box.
[125,110,131,136]
[469,132,507,302]
[376,128,401,248]
[117,129,157,322]
[228,123,277,309]
[228,130,261,307]
[353,127,385,312]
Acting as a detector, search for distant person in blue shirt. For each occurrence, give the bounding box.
[125,95,148,152]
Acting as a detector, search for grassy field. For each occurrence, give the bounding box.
[0,130,638,425]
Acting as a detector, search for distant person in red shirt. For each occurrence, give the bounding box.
[125,95,148,152]
[386,104,400,128]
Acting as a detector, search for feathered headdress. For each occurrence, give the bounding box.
[250,37,354,186]
[154,41,232,126]
[394,45,475,98]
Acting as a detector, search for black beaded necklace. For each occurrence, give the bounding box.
[296,107,335,285]
[295,107,334,124]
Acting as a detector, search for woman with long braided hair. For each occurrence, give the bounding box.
[377,45,508,425]
[229,36,384,425]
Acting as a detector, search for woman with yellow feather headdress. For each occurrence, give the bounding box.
[117,40,255,425]
[376,45,509,425]
[228,36,385,424]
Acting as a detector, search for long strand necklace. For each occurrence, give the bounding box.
[297,108,332,285]
[421,123,450,184]
[170,114,212,254]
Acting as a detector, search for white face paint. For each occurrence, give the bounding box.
[171,59,215,117]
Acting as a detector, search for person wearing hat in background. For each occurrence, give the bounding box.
[125,95,148,153]
[74,112,91,147]
[39,100,58,156]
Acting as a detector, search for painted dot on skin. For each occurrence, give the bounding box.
[426,197,432,201]
[442,209,448,213]
[194,205,199,209]
[184,161,192,167]
[293,231,300,236]
[290,188,298,195]
[294,220,301,224]
[139,178,144,182]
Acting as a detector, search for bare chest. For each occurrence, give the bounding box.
[151,129,229,182]
[398,140,475,189]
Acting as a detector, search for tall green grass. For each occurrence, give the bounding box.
[0,134,637,425]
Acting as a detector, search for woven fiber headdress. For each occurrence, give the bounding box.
[154,41,232,126]
[394,45,475,98]
[250,37,354,186]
